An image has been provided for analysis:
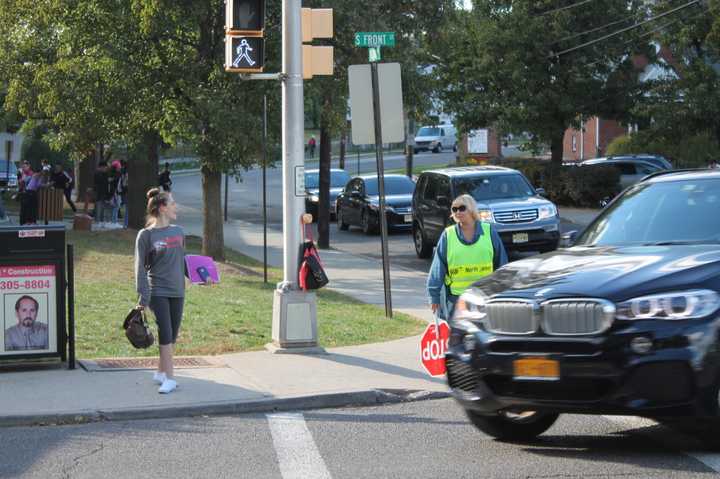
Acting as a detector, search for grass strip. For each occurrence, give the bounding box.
[69,230,425,358]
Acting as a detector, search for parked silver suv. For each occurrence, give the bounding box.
[411,166,560,258]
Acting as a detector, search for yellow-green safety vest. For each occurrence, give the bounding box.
[444,222,494,296]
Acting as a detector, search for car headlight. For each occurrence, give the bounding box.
[453,291,488,326]
[616,289,720,320]
[538,204,557,220]
[478,209,494,222]
[308,194,319,203]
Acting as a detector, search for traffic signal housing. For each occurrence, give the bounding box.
[225,0,266,73]
[226,0,265,34]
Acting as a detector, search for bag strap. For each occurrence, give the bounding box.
[301,218,314,243]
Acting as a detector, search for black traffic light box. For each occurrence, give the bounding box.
[225,36,264,73]
[226,0,265,34]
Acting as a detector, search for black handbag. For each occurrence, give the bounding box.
[122,307,155,349]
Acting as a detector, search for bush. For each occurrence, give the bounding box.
[491,158,620,207]
[606,131,720,169]
[605,135,634,156]
[563,165,621,207]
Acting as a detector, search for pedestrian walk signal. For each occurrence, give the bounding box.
[225,36,264,73]
[226,0,265,34]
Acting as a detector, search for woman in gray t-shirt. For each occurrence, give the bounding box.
[135,188,185,394]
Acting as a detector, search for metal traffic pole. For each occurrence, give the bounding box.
[262,94,268,284]
[224,173,229,222]
[370,60,393,318]
[280,0,305,290]
[266,0,320,352]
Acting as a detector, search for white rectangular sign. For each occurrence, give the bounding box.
[348,63,405,146]
[295,166,305,197]
[468,129,489,154]
[0,264,57,355]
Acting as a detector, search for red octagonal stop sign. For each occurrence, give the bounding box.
[420,320,450,377]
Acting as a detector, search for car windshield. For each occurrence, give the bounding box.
[417,127,440,137]
[364,176,415,196]
[453,174,534,201]
[577,178,720,246]
[305,171,351,189]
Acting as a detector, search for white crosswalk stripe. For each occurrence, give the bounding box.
[267,412,333,479]
[603,415,720,473]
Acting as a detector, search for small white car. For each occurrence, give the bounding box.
[413,125,457,154]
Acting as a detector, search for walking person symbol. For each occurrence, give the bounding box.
[233,39,256,68]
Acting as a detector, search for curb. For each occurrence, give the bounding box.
[0,389,451,428]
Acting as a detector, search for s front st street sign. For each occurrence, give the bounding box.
[354,32,395,48]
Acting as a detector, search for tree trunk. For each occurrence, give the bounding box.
[317,122,332,249]
[550,129,565,164]
[76,150,95,207]
[201,165,224,260]
[127,133,159,229]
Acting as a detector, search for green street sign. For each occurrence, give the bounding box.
[354,32,395,48]
[368,47,381,62]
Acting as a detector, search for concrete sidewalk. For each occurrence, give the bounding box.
[0,205,597,427]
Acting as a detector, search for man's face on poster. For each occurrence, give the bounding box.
[16,299,38,328]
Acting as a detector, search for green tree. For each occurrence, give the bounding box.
[304,0,452,247]
[626,0,720,160]
[436,1,650,163]
[0,0,280,258]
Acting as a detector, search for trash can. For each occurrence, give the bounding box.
[0,224,66,363]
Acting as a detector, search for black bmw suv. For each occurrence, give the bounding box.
[446,169,720,441]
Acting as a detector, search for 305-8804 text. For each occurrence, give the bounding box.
[0,280,51,290]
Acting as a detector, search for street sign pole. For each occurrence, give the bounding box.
[370,61,393,318]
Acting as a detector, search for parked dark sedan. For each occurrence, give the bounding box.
[336,174,416,234]
[446,169,720,441]
[304,168,351,220]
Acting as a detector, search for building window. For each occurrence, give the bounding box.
[571,135,577,152]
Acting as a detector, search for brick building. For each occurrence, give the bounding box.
[563,118,627,162]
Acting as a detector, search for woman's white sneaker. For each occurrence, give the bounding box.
[158,378,177,394]
[153,372,167,385]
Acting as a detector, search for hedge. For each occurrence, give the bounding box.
[491,159,621,208]
[606,132,720,169]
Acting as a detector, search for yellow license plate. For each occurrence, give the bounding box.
[513,358,560,380]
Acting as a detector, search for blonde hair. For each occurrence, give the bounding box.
[145,188,172,227]
[451,194,481,222]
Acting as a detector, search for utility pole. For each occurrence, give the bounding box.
[225,0,332,353]
[267,0,322,353]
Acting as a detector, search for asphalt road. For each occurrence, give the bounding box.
[172,150,577,272]
[3,399,719,478]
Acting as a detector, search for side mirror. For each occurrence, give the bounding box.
[560,230,578,248]
[437,196,450,207]
[536,188,546,197]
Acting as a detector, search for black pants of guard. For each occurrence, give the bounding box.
[150,296,184,346]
